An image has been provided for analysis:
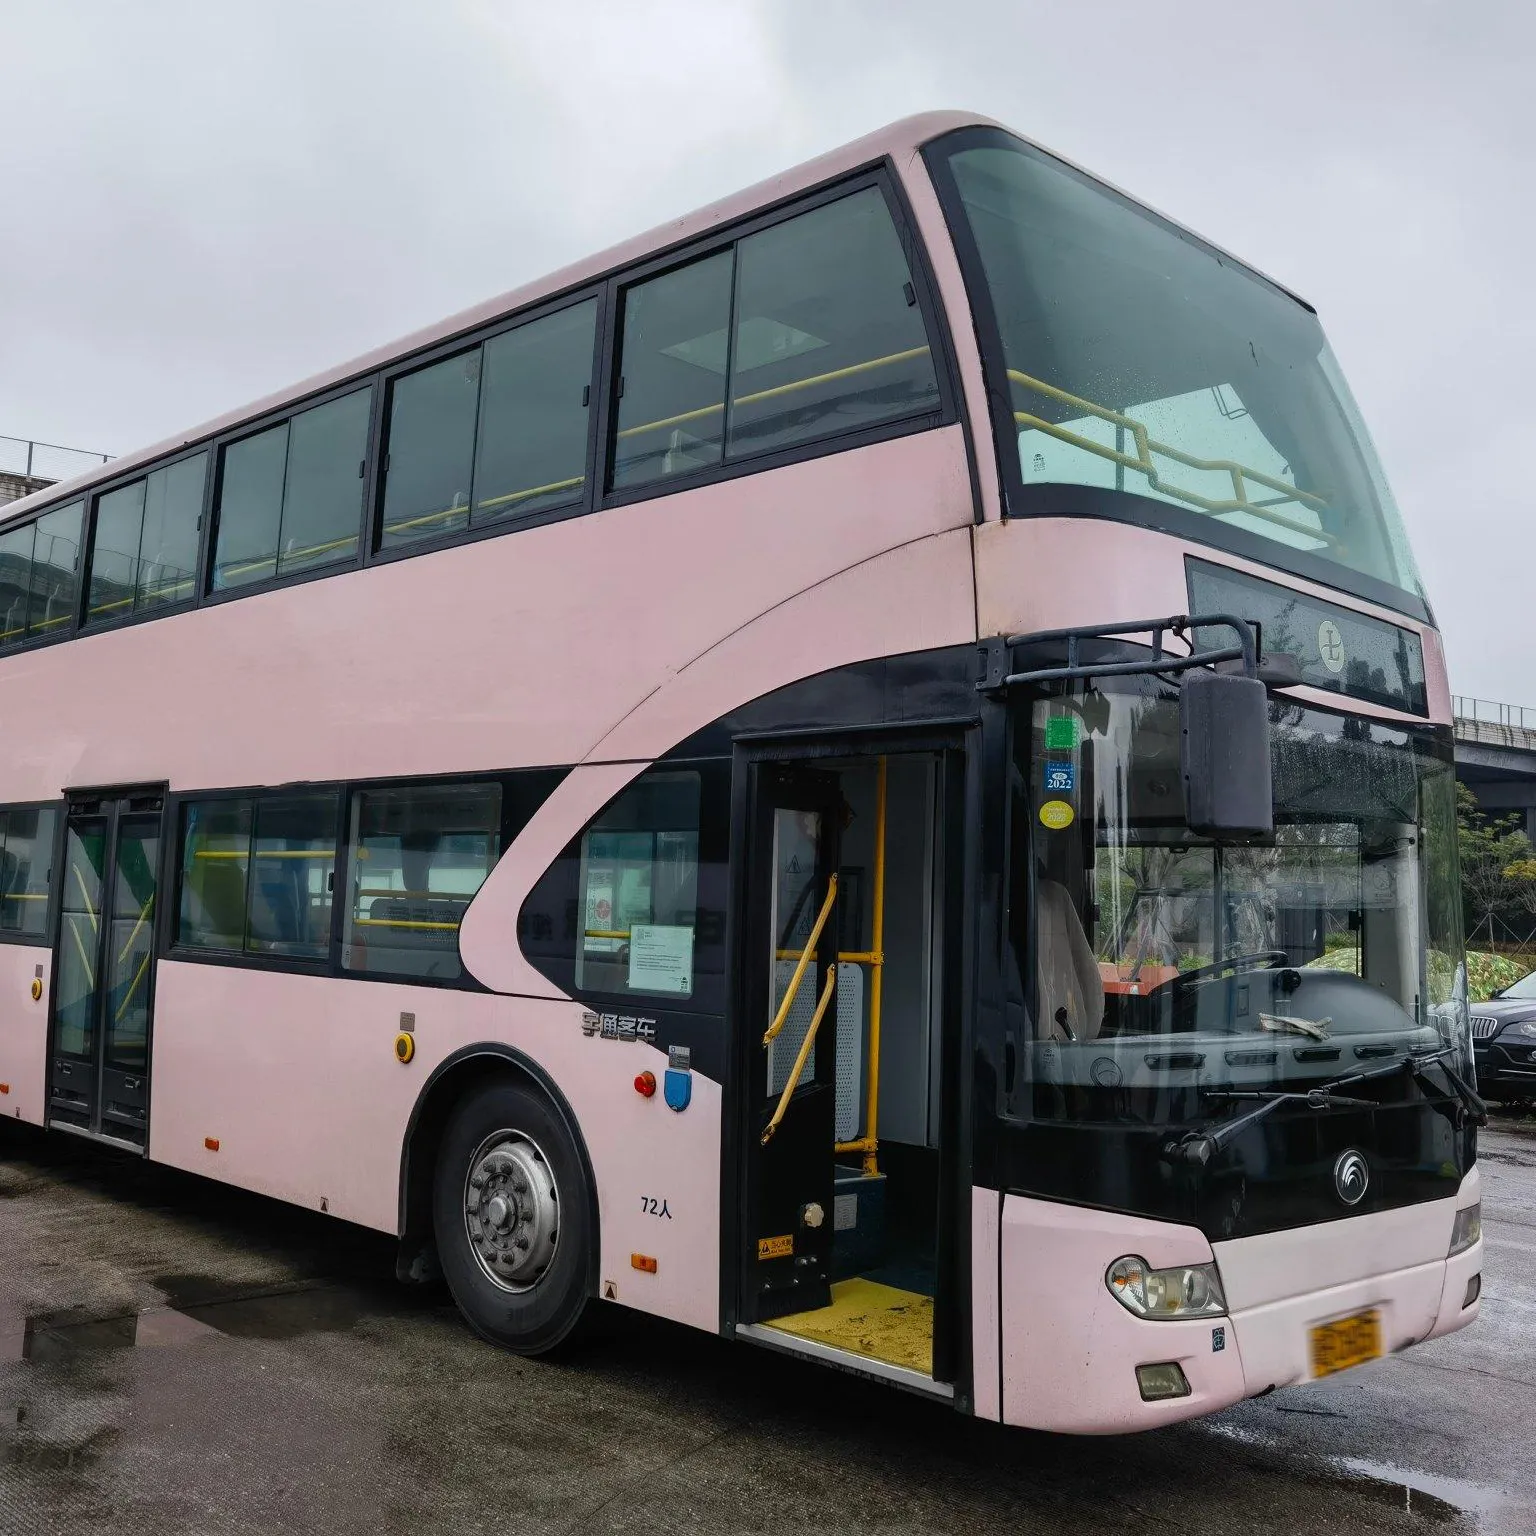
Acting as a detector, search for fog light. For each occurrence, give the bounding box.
[1136,1362,1191,1401]
[1449,1203,1481,1256]
[1464,1274,1481,1309]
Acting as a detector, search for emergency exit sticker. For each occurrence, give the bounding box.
[1044,715,1078,751]
[1043,761,1075,795]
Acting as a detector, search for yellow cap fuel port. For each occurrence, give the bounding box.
[30,978,42,1002]
[394,1032,416,1065]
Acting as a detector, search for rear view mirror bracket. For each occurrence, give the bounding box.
[978,613,1275,840]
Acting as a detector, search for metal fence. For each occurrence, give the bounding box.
[0,434,111,484]
[1453,696,1536,732]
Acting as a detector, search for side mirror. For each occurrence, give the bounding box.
[1180,669,1273,838]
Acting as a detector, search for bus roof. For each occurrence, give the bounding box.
[4,109,1309,529]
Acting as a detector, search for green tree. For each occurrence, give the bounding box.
[1457,782,1535,943]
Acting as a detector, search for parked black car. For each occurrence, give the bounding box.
[1472,968,1536,1102]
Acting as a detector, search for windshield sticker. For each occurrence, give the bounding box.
[1039,799,1075,831]
[1043,761,1076,795]
[1044,715,1078,751]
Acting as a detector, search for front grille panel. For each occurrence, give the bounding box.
[1471,1015,1501,1040]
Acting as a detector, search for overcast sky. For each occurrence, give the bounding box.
[2,1,1529,701]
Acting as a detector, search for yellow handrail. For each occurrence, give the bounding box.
[116,892,154,967]
[354,917,460,932]
[68,916,95,990]
[618,346,929,443]
[761,965,837,1146]
[114,950,151,1024]
[763,873,838,1047]
[1007,368,1340,545]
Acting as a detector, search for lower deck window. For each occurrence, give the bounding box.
[0,806,59,939]
[178,793,338,958]
[576,773,700,998]
[342,783,501,981]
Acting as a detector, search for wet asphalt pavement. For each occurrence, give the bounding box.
[0,1121,1530,1536]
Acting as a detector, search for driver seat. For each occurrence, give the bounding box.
[1036,878,1105,1042]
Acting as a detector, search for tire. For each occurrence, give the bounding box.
[433,1077,594,1355]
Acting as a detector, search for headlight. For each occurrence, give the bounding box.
[1512,1022,1536,1039]
[1449,1203,1481,1256]
[1106,1255,1227,1319]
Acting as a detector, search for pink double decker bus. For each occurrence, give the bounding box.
[0,113,1482,1431]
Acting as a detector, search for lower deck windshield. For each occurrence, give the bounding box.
[1008,681,1467,1126]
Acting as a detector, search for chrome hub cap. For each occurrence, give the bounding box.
[463,1132,559,1292]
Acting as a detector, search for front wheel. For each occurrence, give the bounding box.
[433,1078,594,1354]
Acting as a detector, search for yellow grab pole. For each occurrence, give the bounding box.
[862,757,888,1178]
[761,966,837,1146]
[763,873,838,1047]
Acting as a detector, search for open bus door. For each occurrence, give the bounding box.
[739,763,843,1324]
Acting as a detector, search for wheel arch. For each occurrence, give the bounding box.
[397,1043,600,1296]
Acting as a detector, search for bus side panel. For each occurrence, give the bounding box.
[588,526,976,764]
[0,945,49,1127]
[0,430,973,806]
[147,962,722,1334]
[973,516,1448,725]
[462,530,976,998]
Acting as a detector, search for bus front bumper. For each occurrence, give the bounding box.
[995,1171,1481,1434]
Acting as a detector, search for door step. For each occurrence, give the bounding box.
[48,1121,147,1154]
[738,1300,951,1399]
[759,1277,935,1375]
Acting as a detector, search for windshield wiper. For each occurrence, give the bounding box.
[1162,1083,1374,1166]
[1388,1046,1488,1128]
[1160,1045,1486,1167]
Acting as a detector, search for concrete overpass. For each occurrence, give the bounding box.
[1455,697,1536,837]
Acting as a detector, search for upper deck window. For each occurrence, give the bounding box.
[380,298,599,550]
[611,186,939,490]
[0,500,83,650]
[85,455,207,626]
[929,130,1425,615]
[212,387,372,591]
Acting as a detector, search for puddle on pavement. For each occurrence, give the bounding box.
[1207,1421,1503,1526]
[3,1280,380,1365]
[1334,1455,1506,1524]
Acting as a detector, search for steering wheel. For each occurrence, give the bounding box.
[1163,950,1289,987]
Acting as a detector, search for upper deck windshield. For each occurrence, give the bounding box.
[1008,680,1468,1131]
[929,129,1426,616]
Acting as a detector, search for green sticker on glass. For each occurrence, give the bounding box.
[1044,715,1078,751]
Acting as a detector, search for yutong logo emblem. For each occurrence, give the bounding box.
[1334,1149,1370,1207]
[1317,618,1347,675]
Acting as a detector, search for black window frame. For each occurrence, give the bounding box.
[0,157,963,657]
[365,285,609,571]
[0,799,65,947]
[162,767,566,991]
[78,443,214,636]
[205,379,380,602]
[595,166,957,512]
[518,758,732,1018]
[168,785,346,973]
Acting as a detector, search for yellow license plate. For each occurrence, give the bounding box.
[1309,1308,1383,1379]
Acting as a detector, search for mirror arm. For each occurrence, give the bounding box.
[980,613,1259,694]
